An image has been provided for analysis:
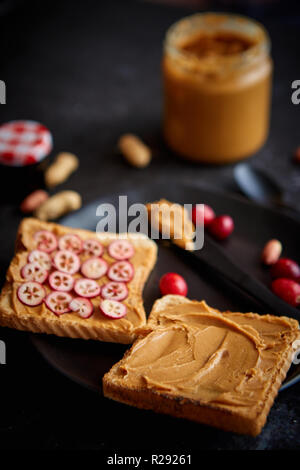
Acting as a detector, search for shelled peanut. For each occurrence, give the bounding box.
[261,239,282,265]
[44,152,79,188]
[34,190,82,221]
[118,134,151,168]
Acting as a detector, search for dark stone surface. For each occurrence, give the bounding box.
[0,0,300,452]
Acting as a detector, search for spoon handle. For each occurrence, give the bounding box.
[280,364,300,391]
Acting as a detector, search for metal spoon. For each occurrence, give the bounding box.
[233,162,298,212]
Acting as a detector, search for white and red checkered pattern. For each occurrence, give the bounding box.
[0,120,53,166]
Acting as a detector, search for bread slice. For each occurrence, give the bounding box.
[0,218,157,343]
[103,295,300,435]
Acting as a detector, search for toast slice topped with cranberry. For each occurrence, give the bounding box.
[0,218,157,344]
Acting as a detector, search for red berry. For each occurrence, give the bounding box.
[45,291,73,316]
[271,278,300,307]
[17,281,46,307]
[34,230,57,253]
[101,281,128,302]
[208,215,234,240]
[100,299,127,319]
[108,240,135,260]
[107,261,134,283]
[69,297,94,319]
[82,239,104,257]
[192,204,215,227]
[81,257,108,279]
[294,146,300,163]
[58,233,83,254]
[74,278,101,298]
[53,250,80,275]
[270,258,300,282]
[159,272,188,297]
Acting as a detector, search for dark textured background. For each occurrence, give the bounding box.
[0,0,300,452]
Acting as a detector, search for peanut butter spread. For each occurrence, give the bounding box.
[182,32,256,58]
[118,299,299,411]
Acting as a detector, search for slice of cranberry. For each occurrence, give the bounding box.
[34,230,58,253]
[21,262,48,284]
[45,291,73,316]
[99,299,127,319]
[17,281,46,307]
[53,250,80,275]
[107,261,134,283]
[69,297,94,318]
[74,278,101,298]
[28,250,52,270]
[101,281,128,301]
[82,239,104,257]
[48,270,74,292]
[58,234,83,254]
[108,239,135,260]
[81,257,108,279]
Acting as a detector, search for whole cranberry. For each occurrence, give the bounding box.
[192,204,215,227]
[208,215,234,240]
[271,278,300,307]
[294,146,300,163]
[270,258,300,282]
[159,272,188,297]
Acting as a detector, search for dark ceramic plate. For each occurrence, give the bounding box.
[30,180,300,392]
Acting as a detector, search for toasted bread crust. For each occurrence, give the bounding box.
[103,295,300,435]
[0,218,157,343]
[103,380,255,436]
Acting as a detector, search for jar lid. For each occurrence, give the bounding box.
[0,120,53,166]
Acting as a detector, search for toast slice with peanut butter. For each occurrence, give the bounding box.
[103,295,299,435]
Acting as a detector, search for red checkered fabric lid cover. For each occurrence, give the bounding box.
[0,120,53,166]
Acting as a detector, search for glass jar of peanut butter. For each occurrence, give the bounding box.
[162,13,272,164]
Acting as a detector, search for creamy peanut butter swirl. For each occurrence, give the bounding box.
[120,305,298,409]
